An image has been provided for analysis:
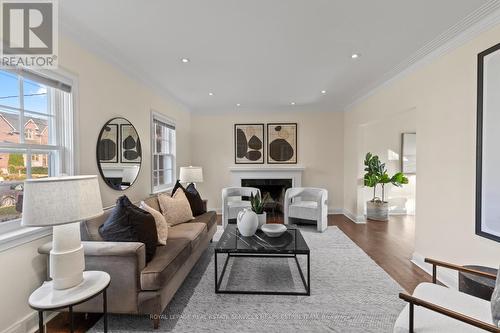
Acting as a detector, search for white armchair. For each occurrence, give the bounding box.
[222,187,261,229]
[395,258,498,333]
[284,187,328,232]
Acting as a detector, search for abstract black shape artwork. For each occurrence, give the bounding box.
[121,124,142,163]
[267,123,297,164]
[97,124,118,163]
[234,124,264,164]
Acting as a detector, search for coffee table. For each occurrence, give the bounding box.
[214,224,310,296]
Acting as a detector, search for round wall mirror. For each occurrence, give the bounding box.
[96,117,142,190]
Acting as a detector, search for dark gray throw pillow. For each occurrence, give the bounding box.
[99,195,158,262]
[492,267,500,327]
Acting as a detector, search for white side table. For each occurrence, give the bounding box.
[28,271,110,333]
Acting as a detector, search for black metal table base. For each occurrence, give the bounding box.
[214,252,310,296]
[36,287,108,333]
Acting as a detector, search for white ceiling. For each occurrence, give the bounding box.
[59,0,494,113]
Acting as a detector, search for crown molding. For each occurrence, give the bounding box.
[59,19,192,114]
[345,1,500,112]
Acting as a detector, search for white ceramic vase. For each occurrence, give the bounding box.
[237,208,258,236]
[257,212,267,227]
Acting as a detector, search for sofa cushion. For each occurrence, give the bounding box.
[140,238,190,291]
[393,282,493,333]
[140,201,169,245]
[99,196,158,262]
[172,180,206,216]
[192,211,217,231]
[143,195,161,213]
[168,222,207,251]
[158,190,194,226]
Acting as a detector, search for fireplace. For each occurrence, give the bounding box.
[241,178,292,216]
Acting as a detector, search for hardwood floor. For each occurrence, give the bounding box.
[46,213,430,332]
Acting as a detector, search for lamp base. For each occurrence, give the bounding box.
[50,222,85,290]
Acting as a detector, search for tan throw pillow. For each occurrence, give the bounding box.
[140,201,168,245]
[158,190,194,226]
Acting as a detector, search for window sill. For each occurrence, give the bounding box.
[0,226,52,253]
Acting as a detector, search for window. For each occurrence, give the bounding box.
[151,111,175,193]
[0,69,74,229]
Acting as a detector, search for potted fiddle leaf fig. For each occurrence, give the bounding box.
[363,152,408,221]
[250,192,270,227]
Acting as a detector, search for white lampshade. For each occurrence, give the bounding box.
[179,166,203,183]
[22,175,103,227]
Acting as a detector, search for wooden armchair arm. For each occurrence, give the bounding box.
[399,292,500,332]
[425,258,497,283]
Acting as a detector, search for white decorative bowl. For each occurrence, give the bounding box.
[261,224,287,238]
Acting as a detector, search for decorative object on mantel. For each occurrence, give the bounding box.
[234,123,264,164]
[236,207,259,236]
[179,166,203,186]
[363,152,408,221]
[250,191,270,227]
[267,123,297,164]
[22,176,104,289]
[476,42,500,243]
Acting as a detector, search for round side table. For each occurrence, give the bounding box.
[28,271,110,333]
[458,265,498,301]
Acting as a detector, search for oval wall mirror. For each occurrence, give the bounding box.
[96,117,142,190]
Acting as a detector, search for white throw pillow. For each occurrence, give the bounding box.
[140,201,169,245]
[158,190,194,226]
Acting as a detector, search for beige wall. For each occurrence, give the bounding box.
[344,24,500,265]
[0,36,192,333]
[191,110,344,213]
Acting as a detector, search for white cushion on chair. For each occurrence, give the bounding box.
[227,201,251,219]
[393,283,493,333]
[289,201,318,220]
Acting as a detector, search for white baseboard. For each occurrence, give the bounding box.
[389,208,408,216]
[342,209,366,224]
[3,310,57,333]
[411,252,458,289]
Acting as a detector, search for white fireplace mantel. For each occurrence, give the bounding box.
[229,166,305,187]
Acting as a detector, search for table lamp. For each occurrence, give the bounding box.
[22,176,103,290]
[179,166,203,186]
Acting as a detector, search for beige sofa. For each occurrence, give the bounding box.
[39,194,217,328]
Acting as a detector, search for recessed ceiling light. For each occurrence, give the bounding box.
[181,58,190,63]
[290,102,296,105]
[208,92,214,96]
[321,90,327,94]
[351,53,360,59]
[236,103,241,107]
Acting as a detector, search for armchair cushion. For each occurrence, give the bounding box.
[289,201,319,220]
[394,283,493,333]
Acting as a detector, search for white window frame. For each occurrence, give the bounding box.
[0,67,77,248]
[151,110,176,194]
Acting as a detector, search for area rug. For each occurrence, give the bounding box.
[89,226,405,332]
